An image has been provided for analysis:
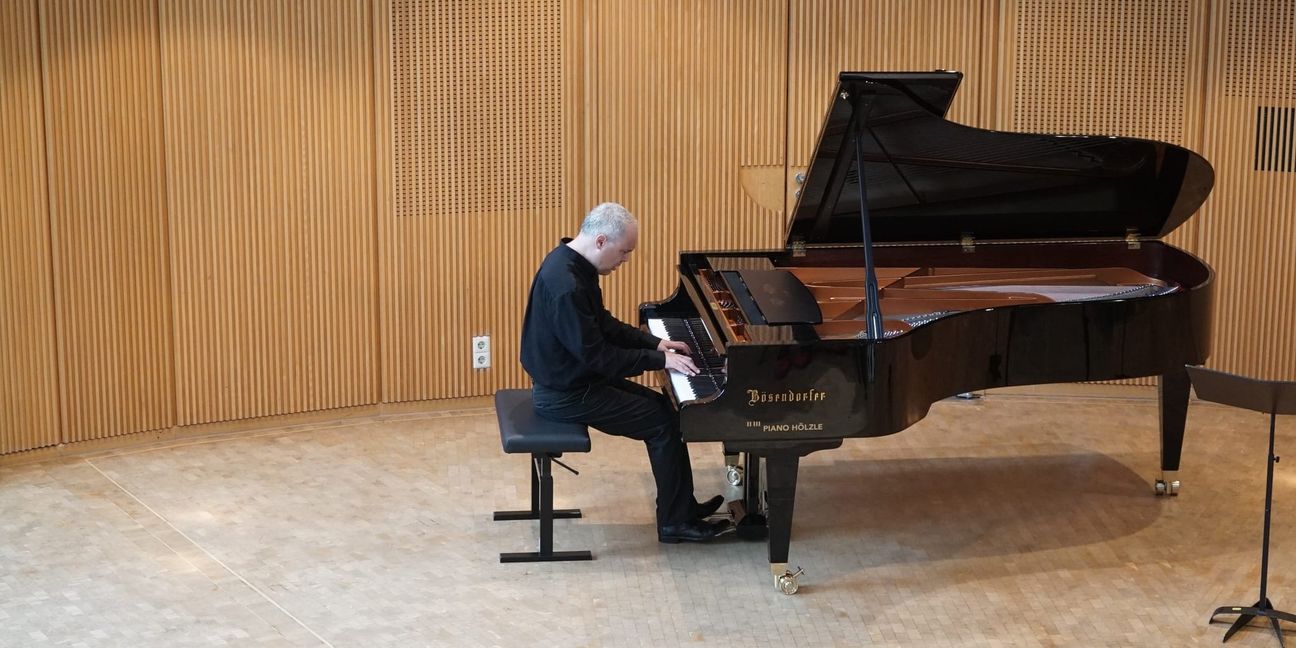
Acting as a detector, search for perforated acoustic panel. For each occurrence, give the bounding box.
[1224,0,1296,99]
[1007,0,1204,145]
[382,0,576,402]
[0,0,60,454]
[392,1,563,217]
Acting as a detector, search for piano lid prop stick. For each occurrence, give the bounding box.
[850,92,885,342]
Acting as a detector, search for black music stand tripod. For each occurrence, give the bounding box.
[1186,365,1296,646]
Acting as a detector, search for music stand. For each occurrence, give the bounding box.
[1186,365,1296,646]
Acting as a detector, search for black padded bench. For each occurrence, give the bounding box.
[493,389,593,563]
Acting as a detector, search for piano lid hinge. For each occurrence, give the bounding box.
[790,239,807,257]
[1125,229,1141,250]
[960,233,975,253]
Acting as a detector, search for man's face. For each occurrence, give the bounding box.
[593,224,638,275]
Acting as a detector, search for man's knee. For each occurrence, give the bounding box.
[643,417,683,447]
[648,401,681,431]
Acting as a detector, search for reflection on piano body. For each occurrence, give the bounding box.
[639,71,1215,594]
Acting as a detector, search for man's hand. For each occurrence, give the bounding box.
[657,339,691,355]
[663,350,699,376]
[658,339,697,374]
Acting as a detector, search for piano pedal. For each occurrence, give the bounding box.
[728,499,769,540]
[699,502,736,524]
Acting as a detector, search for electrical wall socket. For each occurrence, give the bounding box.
[471,335,491,369]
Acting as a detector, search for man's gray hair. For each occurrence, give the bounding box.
[579,202,637,241]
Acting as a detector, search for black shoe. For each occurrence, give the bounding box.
[691,495,725,520]
[658,518,732,544]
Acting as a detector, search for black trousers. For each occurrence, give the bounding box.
[532,379,697,526]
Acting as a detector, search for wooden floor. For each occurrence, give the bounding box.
[1,390,1294,646]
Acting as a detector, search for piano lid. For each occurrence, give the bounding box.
[785,71,1215,247]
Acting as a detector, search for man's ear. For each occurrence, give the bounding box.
[594,234,607,249]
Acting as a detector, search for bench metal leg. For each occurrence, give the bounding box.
[496,454,592,563]
[493,454,582,521]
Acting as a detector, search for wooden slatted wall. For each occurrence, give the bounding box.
[581,0,788,327]
[1197,0,1296,380]
[4,0,1296,457]
[161,0,377,424]
[0,0,61,454]
[42,0,176,441]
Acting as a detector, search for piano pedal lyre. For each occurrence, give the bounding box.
[771,563,805,595]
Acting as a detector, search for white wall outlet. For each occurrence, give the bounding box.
[471,335,491,369]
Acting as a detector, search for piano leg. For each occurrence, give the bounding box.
[730,439,841,594]
[765,452,803,594]
[1157,367,1190,496]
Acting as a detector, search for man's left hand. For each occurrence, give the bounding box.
[657,339,692,355]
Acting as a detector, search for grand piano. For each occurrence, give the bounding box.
[639,71,1215,594]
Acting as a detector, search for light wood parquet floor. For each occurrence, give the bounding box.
[2,391,1294,647]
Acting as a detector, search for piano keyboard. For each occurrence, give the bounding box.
[647,317,726,402]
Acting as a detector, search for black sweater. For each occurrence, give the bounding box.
[520,241,665,390]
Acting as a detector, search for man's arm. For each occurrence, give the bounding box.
[596,306,660,350]
[594,305,698,375]
[551,290,665,379]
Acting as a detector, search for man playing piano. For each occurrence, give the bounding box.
[520,202,732,543]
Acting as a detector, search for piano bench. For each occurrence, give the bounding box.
[493,389,594,563]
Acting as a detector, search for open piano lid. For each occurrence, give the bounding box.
[785,71,1215,247]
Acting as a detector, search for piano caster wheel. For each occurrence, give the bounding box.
[774,567,804,595]
[726,465,744,487]
[1154,479,1180,496]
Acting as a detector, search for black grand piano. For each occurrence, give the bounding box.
[638,71,1215,594]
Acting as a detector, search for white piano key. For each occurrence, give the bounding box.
[647,317,669,340]
[649,317,699,400]
[668,371,698,401]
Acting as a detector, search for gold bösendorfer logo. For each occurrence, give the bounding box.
[746,388,827,407]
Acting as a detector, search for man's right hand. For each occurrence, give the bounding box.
[663,350,699,376]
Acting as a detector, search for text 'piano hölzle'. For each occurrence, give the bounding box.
[640,71,1215,595]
